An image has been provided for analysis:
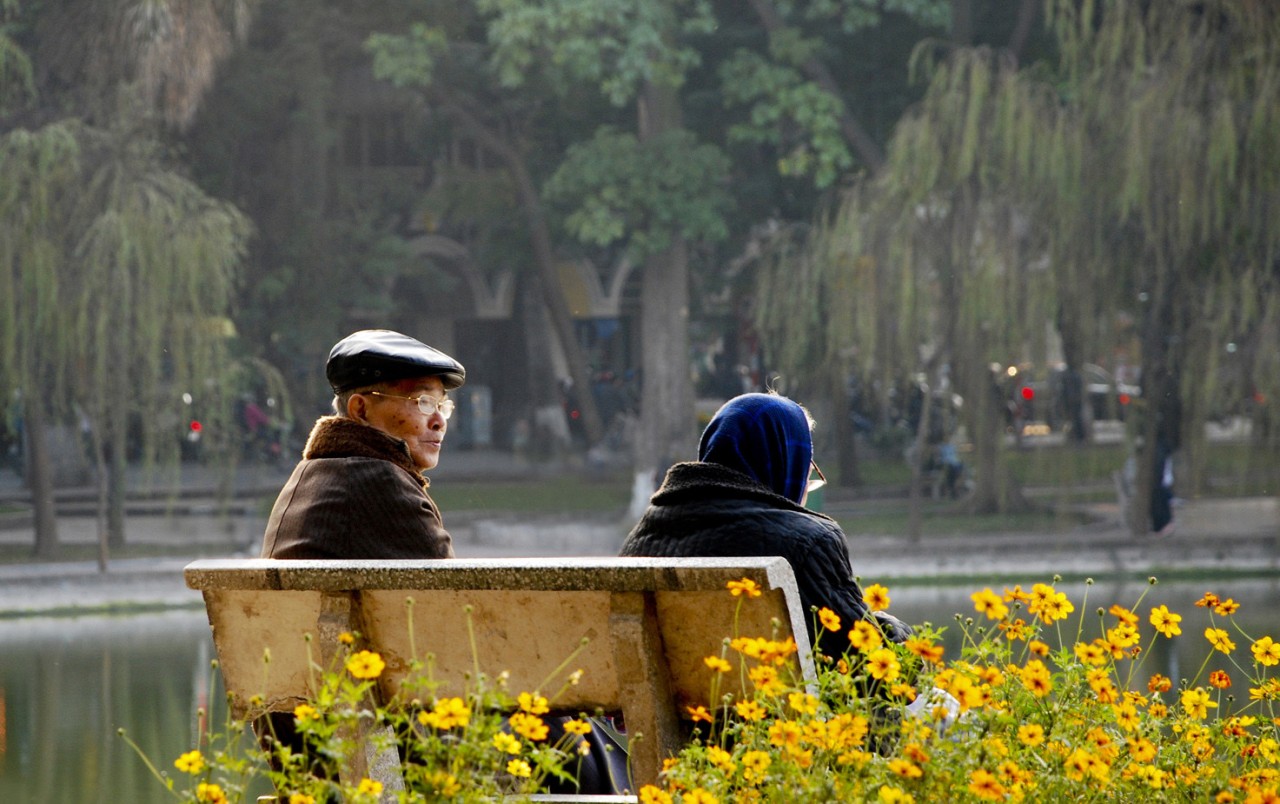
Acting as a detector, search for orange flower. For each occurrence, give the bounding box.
[1209,670,1232,690]
[727,578,762,598]
[863,584,891,612]
[687,705,714,724]
[818,607,842,632]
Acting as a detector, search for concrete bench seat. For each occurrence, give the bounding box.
[184,556,815,795]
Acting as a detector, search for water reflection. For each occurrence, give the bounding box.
[0,576,1276,802]
[0,610,244,804]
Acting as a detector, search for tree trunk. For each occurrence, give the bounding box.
[631,80,697,508]
[1057,304,1090,444]
[1131,267,1183,536]
[24,397,59,558]
[436,92,606,446]
[906,378,935,543]
[832,366,861,487]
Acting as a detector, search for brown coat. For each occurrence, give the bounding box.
[259,416,454,559]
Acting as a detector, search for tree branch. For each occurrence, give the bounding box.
[746,0,886,172]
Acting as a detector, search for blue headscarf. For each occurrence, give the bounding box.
[698,393,813,504]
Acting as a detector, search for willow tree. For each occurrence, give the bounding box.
[1039,0,1280,532]
[761,0,1280,525]
[760,45,1057,516]
[0,0,251,559]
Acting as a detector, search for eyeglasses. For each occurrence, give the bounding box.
[365,390,455,420]
[806,460,827,493]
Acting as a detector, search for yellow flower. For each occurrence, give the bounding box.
[1028,639,1049,657]
[888,758,923,779]
[1114,702,1140,731]
[818,607,842,632]
[864,584,891,612]
[1251,636,1280,667]
[727,578,762,598]
[1150,605,1182,638]
[768,720,803,748]
[338,631,355,645]
[509,712,549,741]
[493,732,521,754]
[1016,723,1045,747]
[518,692,549,715]
[1075,640,1108,666]
[848,620,884,652]
[293,703,318,723]
[356,778,382,796]
[639,786,673,804]
[684,789,719,804]
[866,648,901,682]
[704,655,732,674]
[687,705,714,724]
[563,718,592,736]
[748,665,784,696]
[506,758,532,778]
[706,745,735,773]
[1180,687,1218,719]
[195,783,227,804]
[1028,583,1074,624]
[1214,598,1240,616]
[345,650,385,679]
[1109,604,1139,625]
[1019,660,1053,698]
[174,749,205,775]
[878,785,915,803]
[788,692,819,716]
[288,794,315,804]
[904,637,944,664]
[735,699,767,721]
[419,697,471,730]
[741,750,771,783]
[1127,736,1157,763]
[971,588,1009,620]
[426,771,461,797]
[967,768,1007,801]
[1205,627,1236,654]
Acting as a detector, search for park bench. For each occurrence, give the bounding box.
[184,556,815,799]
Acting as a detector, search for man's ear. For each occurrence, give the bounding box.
[346,393,368,421]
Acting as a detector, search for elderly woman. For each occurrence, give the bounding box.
[620,392,910,660]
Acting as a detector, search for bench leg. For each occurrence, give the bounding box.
[610,592,683,789]
[319,592,405,799]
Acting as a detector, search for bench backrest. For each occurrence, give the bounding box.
[184,556,815,788]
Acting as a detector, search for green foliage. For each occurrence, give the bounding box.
[720,50,853,188]
[367,22,449,89]
[0,0,34,113]
[801,0,951,34]
[544,126,731,257]
[476,0,715,105]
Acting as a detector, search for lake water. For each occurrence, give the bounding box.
[1,576,1277,803]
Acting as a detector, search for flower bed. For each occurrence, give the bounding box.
[127,577,1280,802]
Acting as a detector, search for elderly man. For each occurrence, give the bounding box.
[259,329,465,560]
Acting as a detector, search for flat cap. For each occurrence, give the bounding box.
[326,329,466,392]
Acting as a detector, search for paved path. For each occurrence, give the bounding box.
[0,456,1275,617]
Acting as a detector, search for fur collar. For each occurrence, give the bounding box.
[302,415,427,487]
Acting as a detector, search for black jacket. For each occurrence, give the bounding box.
[620,461,904,660]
